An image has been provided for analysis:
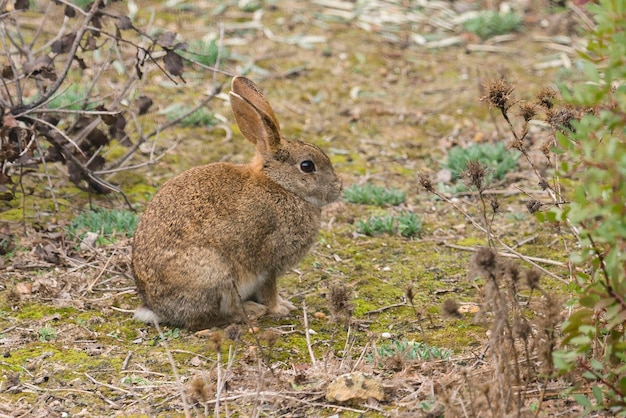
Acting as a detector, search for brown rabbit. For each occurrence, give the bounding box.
[131,76,342,330]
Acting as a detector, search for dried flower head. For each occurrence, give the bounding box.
[442,299,462,318]
[488,195,500,214]
[535,87,557,109]
[525,268,542,290]
[508,138,524,151]
[207,330,224,352]
[473,247,497,273]
[5,287,21,307]
[526,199,542,214]
[189,375,213,402]
[462,160,487,191]
[540,139,553,160]
[418,172,434,193]
[514,318,532,340]
[406,284,415,304]
[482,78,515,112]
[538,179,550,191]
[260,329,280,347]
[225,324,242,341]
[517,101,538,122]
[503,260,521,283]
[545,105,578,133]
[328,285,354,318]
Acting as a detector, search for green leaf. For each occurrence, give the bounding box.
[592,385,604,404]
[590,358,604,371]
[572,393,593,408]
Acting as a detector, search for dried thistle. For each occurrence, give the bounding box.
[207,330,224,352]
[488,195,500,214]
[508,137,524,152]
[500,260,521,284]
[328,285,354,319]
[462,160,487,191]
[517,101,538,122]
[473,247,497,273]
[545,105,578,133]
[225,324,242,341]
[260,329,280,347]
[384,353,406,371]
[514,318,532,340]
[418,172,434,193]
[406,284,415,305]
[526,199,542,214]
[442,298,462,318]
[535,87,557,109]
[540,139,553,160]
[4,287,21,307]
[189,374,214,402]
[481,78,515,112]
[525,269,542,291]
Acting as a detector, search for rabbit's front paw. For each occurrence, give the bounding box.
[268,296,296,317]
[242,301,268,321]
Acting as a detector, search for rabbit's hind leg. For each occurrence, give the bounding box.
[252,274,296,317]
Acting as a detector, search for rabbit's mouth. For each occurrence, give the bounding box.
[305,181,342,207]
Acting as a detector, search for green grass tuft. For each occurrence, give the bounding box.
[47,85,95,111]
[440,142,519,192]
[67,207,139,246]
[164,103,219,127]
[357,212,422,237]
[370,339,452,363]
[344,183,406,206]
[180,39,228,67]
[463,11,523,40]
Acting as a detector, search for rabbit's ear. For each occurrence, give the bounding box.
[230,76,281,152]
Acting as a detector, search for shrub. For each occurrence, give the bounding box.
[0,1,228,208]
[547,0,626,413]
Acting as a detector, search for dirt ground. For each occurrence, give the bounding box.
[1,1,592,416]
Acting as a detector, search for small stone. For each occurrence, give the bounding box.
[79,232,99,251]
[325,372,384,403]
[313,312,327,319]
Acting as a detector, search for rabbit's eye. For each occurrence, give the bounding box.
[300,160,316,173]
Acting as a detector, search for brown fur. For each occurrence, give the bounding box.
[131,76,341,330]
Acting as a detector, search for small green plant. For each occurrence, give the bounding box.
[370,339,452,363]
[463,10,523,40]
[151,328,181,346]
[444,142,519,182]
[47,85,94,111]
[397,212,422,237]
[164,104,219,127]
[356,212,422,237]
[121,374,150,386]
[67,207,139,245]
[38,327,58,342]
[181,39,227,67]
[343,183,406,206]
[440,142,519,192]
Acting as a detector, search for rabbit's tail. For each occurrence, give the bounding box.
[134,305,160,324]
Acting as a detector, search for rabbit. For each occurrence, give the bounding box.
[131,76,342,330]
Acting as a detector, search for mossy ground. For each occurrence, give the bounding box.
[1,1,585,416]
